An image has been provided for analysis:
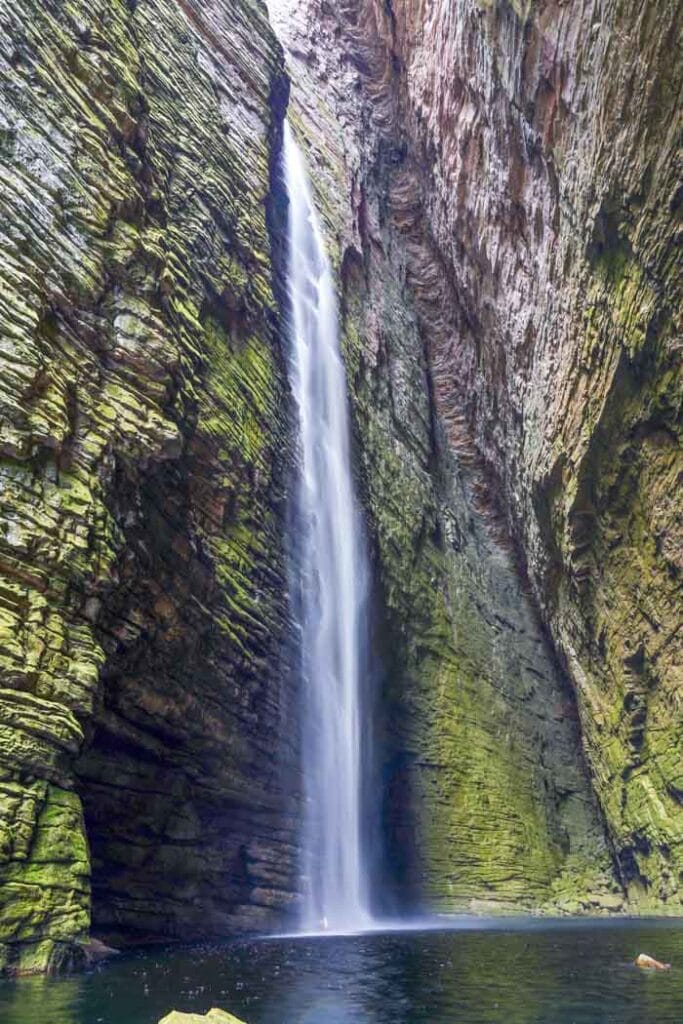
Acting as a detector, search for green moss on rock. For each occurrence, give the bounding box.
[0,0,294,971]
[338,268,617,913]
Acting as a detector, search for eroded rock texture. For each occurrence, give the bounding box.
[0,0,299,973]
[274,0,682,911]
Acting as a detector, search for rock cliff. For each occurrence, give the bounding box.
[0,0,299,974]
[272,0,682,911]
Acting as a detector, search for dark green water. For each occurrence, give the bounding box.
[2,919,682,1024]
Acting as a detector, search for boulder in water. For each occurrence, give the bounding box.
[634,953,671,970]
[82,938,120,964]
[158,1010,248,1024]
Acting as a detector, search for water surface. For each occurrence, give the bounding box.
[2,919,682,1024]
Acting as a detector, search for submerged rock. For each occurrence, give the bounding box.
[82,937,120,964]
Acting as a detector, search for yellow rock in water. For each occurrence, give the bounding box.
[634,953,671,970]
[159,1010,248,1024]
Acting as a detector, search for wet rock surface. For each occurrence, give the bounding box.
[159,1010,247,1024]
[634,952,671,971]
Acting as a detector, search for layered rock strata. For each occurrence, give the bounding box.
[272,0,682,910]
[273,53,619,912]
[0,0,298,973]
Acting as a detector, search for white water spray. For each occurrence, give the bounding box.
[281,121,372,932]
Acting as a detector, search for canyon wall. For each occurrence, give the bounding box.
[0,0,299,974]
[0,0,680,977]
[275,0,682,912]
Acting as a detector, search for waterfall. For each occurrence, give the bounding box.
[281,120,372,932]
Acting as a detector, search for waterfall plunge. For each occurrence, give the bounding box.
[281,121,373,932]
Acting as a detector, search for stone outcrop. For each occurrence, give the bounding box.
[271,0,682,911]
[274,5,618,912]
[159,1011,247,1024]
[0,0,299,973]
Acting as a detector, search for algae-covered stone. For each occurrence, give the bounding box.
[276,20,619,912]
[277,0,681,913]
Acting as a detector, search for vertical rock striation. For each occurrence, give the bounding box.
[0,0,298,973]
[273,0,682,911]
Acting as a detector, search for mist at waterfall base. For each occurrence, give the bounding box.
[280,120,378,933]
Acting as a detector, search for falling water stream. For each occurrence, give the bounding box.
[281,121,372,932]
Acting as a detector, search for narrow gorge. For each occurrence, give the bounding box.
[0,0,680,988]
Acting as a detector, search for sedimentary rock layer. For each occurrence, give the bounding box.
[271,5,616,915]
[0,0,298,973]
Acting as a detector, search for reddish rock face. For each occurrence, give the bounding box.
[275,0,681,910]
